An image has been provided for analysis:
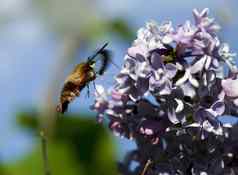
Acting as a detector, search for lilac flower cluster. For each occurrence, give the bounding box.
[92,8,238,174]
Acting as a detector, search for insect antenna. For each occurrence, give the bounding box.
[88,42,109,62]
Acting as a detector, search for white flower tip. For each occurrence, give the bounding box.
[192,8,199,15]
[162,35,173,44]
[193,8,209,18]
[95,85,105,95]
[175,98,184,113]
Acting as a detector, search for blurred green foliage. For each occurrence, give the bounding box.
[1,112,118,175]
[32,0,135,42]
[107,18,135,41]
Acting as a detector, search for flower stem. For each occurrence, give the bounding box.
[140,159,152,175]
[40,131,51,175]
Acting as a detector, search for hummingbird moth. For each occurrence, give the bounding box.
[56,43,111,113]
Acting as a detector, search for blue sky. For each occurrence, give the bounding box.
[0,0,238,162]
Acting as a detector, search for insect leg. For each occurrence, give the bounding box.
[93,81,96,89]
[86,84,90,98]
[93,81,100,95]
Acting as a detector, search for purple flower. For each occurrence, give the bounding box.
[91,8,238,175]
[171,21,196,47]
[92,85,109,123]
[222,78,238,98]
[175,66,199,88]
[149,51,177,95]
[221,77,238,107]
[193,100,225,137]
[139,119,168,144]
[193,8,220,34]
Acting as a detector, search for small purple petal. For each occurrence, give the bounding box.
[221,78,238,97]
[181,83,196,98]
[128,45,147,59]
[137,77,149,95]
[150,52,163,69]
[139,119,167,136]
[204,55,212,69]
[165,63,177,78]
[190,56,206,74]
[211,101,225,116]
[158,81,172,95]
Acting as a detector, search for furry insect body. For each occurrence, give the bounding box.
[56,43,110,113]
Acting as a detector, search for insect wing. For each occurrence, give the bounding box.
[98,49,112,75]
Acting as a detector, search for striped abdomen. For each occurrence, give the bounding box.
[56,82,86,113]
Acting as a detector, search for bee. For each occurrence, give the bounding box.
[56,43,111,113]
